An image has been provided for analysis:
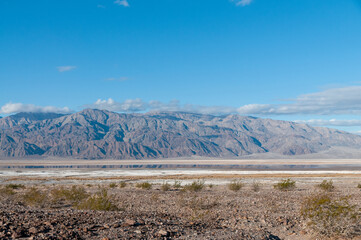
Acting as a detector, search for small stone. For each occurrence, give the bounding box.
[158,230,169,237]
[124,219,136,226]
[28,227,37,234]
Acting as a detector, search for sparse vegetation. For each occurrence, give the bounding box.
[357,183,361,189]
[119,181,127,188]
[136,182,152,190]
[173,180,182,189]
[109,182,117,188]
[252,181,261,192]
[161,182,171,191]
[228,179,243,192]
[51,185,89,205]
[273,179,296,191]
[178,195,220,222]
[184,180,205,192]
[76,188,118,211]
[301,192,360,237]
[208,183,214,189]
[316,180,335,192]
[5,184,25,190]
[0,187,16,196]
[22,187,47,206]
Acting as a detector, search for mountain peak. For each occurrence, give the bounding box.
[1,110,361,159]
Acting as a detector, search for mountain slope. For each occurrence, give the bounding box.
[0,112,66,130]
[0,109,361,159]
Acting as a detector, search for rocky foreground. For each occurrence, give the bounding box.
[0,179,360,240]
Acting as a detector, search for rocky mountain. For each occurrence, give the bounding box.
[0,112,65,130]
[0,109,361,159]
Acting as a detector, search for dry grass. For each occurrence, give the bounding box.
[227,179,243,192]
[301,192,360,238]
[76,188,119,211]
[273,178,296,191]
[136,182,152,190]
[316,180,335,192]
[184,180,205,192]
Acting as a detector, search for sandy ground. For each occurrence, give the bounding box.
[1,158,361,166]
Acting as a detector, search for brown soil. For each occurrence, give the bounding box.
[0,179,360,240]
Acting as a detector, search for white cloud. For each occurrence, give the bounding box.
[0,102,72,114]
[237,86,361,115]
[114,0,129,7]
[87,98,238,115]
[232,0,253,7]
[295,119,361,127]
[91,98,147,112]
[57,66,77,72]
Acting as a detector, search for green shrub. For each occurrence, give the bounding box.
[173,180,182,189]
[5,184,25,190]
[273,179,296,191]
[301,192,359,237]
[357,183,361,189]
[119,181,127,188]
[252,181,261,192]
[136,182,152,190]
[184,180,205,192]
[161,182,171,191]
[208,184,214,189]
[76,188,118,211]
[51,185,89,205]
[109,183,117,188]
[0,187,16,196]
[228,179,243,192]
[22,187,46,206]
[316,180,335,192]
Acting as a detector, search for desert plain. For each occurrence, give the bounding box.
[0,159,360,240]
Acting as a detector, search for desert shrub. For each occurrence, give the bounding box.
[357,183,361,189]
[208,184,214,189]
[119,181,127,188]
[22,187,47,206]
[301,192,360,238]
[76,188,118,211]
[51,185,89,205]
[173,180,182,189]
[252,181,261,192]
[273,179,296,191]
[161,182,171,191]
[0,187,16,196]
[178,195,219,222]
[136,182,152,190]
[184,180,205,192]
[316,180,335,192]
[5,184,25,190]
[109,183,117,188]
[228,179,243,192]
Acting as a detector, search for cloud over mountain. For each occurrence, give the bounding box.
[0,102,71,115]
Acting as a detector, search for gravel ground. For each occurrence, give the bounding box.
[0,178,360,240]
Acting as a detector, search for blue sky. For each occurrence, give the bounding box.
[1,0,361,133]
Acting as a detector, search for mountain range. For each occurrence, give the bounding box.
[0,109,361,159]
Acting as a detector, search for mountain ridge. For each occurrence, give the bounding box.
[1,109,360,159]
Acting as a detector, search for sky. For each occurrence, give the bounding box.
[1,0,361,133]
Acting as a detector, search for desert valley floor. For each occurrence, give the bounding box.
[0,159,360,240]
